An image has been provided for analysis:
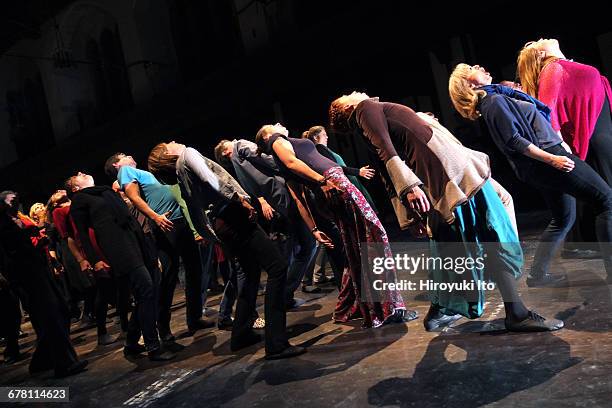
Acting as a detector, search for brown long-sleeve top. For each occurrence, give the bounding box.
[349,98,491,226]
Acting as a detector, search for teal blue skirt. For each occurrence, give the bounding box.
[429,180,523,318]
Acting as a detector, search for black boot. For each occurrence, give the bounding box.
[148,347,176,361]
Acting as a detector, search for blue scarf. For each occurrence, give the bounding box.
[479,84,551,122]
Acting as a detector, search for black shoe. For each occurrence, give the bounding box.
[159,333,176,343]
[314,275,330,285]
[561,248,600,259]
[423,306,463,332]
[285,298,306,311]
[505,311,564,332]
[123,344,147,357]
[526,273,569,288]
[187,319,215,333]
[265,345,307,360]
[162,341,186,352]
[230,333,262,352]
[217,317,234,330]
[97,333,119,346]
[388,308,419,323]
[55,360,88,378]
[301,284,322,294]
[76,316,96,331]
[148,348,176,361]
[3,352,26,365]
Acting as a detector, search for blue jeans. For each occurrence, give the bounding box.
[527,144,612,278]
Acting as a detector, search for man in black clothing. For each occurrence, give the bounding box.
[0,199,87,377]
[66,172,175,361]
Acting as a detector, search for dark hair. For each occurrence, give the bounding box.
[214,139,232,165]
[255,125,274,155]
[104,152,125,179]
[147,143,179,185]
[0,190,16,202]
[64,176,78,194]
[305,126,325,143]
[328,98,354,134]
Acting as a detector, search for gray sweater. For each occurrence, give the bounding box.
[176,147,249,242]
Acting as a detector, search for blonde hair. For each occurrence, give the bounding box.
[29,202,47,224]
[448,63,486,121]
[516,42,558,98]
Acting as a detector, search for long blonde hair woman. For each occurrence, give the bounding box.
[516,40,561,99]
[518,39,612,250]
[517,38,612,161]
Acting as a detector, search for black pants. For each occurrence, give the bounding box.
[566,96,612,245]
[124,264,161,352]
[155,217,203,337]
[0,287,21,358]
[24,266,79,374]
[527,144,612,278]
[307,191,346,289]
[115,275,131,332]
[214,203,289,354]
[94,276,113,336]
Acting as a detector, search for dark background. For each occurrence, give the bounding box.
[1,0,610,222]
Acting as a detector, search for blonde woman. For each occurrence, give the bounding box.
[449,63,612,287]
[518,38,612,252]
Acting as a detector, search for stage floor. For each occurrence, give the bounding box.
[1,238,611,407]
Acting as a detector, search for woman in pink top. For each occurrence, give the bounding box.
[518,38,612,252]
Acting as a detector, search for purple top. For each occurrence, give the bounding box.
[268,134,339,181]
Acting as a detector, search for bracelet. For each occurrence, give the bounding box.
[318,176,329,186]
[311,226,319,233]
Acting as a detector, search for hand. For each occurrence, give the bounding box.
[560,142,572,154]
[94,260,111,272]
[153,211,174,232]
[313,230,334,249]
[195,236,210,247]
[359,166,375,180]
[405,186,431,213]
[549,155,575,172]
[259,198,275,221]
[53,265,64,277]
[78,259,92,272]
[240,197,257,221]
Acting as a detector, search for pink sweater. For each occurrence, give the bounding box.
[538,59,612,160]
